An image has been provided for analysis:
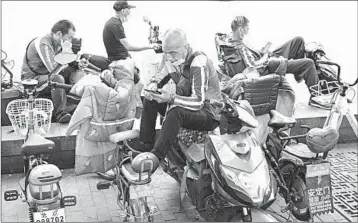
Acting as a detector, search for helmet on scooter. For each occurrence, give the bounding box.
[306,126,339,153]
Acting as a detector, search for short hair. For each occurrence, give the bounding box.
[231,16,249,31]
[51,20,76,35]
[163,28,188,49]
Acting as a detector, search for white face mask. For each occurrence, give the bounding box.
[61,39,73,53]
[171,58,185,67]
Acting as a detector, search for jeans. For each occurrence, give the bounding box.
[140,98,220,160]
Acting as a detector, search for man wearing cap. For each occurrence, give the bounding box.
[103,0,158,62]
[137,28,223,162]
[229,16,330,109]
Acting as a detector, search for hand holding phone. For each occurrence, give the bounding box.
[144,88,162,95]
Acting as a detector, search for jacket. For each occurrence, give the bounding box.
[66,73,137,175]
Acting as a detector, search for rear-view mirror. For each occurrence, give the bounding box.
[54,53,78,65]
[143,16,151,25]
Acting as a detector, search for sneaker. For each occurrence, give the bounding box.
[57,112,72,123]
[309,98,332,110]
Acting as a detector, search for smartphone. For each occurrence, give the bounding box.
[262,42,272,54]
[144,88,162,94]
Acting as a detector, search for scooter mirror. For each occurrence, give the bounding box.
[54,53,78,65]
[143,16,151,24]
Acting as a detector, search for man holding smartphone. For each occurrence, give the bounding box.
[229,16,330,110]
[138,28,223,162]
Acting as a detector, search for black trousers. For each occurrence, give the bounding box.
[268,36,319,89]
[36,67,75,119]
[140,99,219,160]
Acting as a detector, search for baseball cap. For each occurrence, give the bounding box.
[113,0,136,11]
[231,16,250,31]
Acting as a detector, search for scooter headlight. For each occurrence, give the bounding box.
[220,160,271,204]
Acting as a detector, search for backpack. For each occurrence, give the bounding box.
[305,42,339,83]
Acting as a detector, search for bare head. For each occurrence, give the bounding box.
[162,28,189,65]
[231,16,250,40]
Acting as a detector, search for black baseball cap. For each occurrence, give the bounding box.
[113,0,136,11]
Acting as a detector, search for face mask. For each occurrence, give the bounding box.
[61,39,73,53]
[171,58,185,67]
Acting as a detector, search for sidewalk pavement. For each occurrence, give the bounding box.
[2,143,356,222]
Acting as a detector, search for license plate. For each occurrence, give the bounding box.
[129,184,155,199]
[33,208,66,222]
[305,162,333,216]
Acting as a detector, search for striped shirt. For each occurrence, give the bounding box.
[21,34,62,80]
[231,40,269,69]
[149,48,222,120]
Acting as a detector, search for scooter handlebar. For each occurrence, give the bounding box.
[316,60,341,84]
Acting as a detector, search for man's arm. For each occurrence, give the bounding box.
[237,45,268,69]
[34,38,58,73]
[171,55,208,111]
[119,38,153,52]
[147,55,170,86]
[108,23,153,51]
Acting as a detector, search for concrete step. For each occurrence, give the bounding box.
[291,103,357,144]
[1,104,357,174]
[1,123,77,174]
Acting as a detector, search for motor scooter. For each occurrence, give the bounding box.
[3,53,79,222]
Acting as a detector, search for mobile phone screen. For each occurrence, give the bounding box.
[144,89,162,94]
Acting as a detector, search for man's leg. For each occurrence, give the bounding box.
[37,74,71,123]
[151,107,219,160]
[286,58,318,88]
[139,98,167,149]
[272,36,306,59]
[69,69,86,85]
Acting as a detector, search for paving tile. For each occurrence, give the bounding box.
[2,215,18,222]
[67,211,84,222]
[96,207,112,222]
[161,210,177,221]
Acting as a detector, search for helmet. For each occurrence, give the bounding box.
[306,126,339,153]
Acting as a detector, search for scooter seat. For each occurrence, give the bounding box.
[121,162,149,182]
[268,110,296,128]
[109,129,140,144]
[283,143,317,159]
[21,133,55,156]
[177,128,215,148]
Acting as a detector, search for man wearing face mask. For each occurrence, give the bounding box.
[21,19,88,123]
[103,0,159,62]
[228,16,330,109]
[138,28,223,161]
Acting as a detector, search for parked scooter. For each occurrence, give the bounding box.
[263,61,358,221]
[143,16,163,54]
[96,125,160,222]
[3,53,79,222]
[150,96,282,222]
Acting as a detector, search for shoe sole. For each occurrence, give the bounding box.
[58,114,71,123]
[309,102,332,110]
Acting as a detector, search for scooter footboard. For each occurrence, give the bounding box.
[251,208,287,222]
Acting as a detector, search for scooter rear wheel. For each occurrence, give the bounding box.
[129,197,153,222]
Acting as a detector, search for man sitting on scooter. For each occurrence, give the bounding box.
[228,16,331,110]
[21,20,88,123]
[139,28,223,161]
